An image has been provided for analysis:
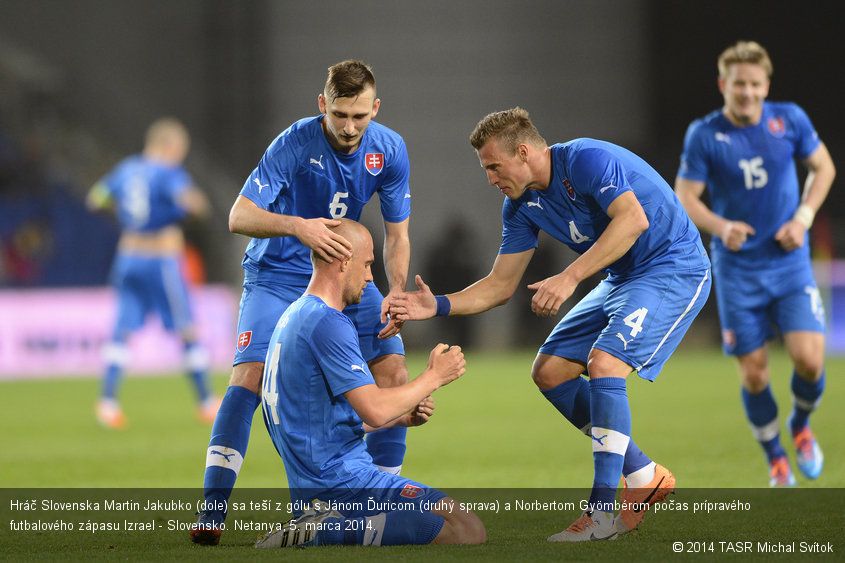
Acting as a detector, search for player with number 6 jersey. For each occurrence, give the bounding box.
[675,41,835,488]
[192,60,413,546]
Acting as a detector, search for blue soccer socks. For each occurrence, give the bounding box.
[541,377,652,479]
[741,385,786,462]
[202,385,261,516]
[365,427,407,474]
[588,377,631,513]
[100,342,129,400]
[789,369,824,434]
[540,377,591,434]
[184,342,212,402]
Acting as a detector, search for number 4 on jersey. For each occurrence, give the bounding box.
[262,343,282,425]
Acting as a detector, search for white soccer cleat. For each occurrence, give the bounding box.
[254,503,344,548]
[548,509,617,542]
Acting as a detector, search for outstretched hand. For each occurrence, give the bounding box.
[388,275,437,321]
[526,272,577,318]
[297,217,353,262]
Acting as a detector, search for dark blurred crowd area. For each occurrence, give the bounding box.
[0,123,119,288]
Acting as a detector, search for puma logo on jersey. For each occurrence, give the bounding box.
[310,155,324,169]
[599,183,617,194]
[350,363,366,372]
[253,178,269,193]
[714,132,731,144]
[526,200,543,210]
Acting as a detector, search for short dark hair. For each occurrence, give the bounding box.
[324,60,376,101]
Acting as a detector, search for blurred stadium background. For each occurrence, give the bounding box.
[1,0,843,375]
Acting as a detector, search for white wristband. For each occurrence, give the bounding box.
[793,204,815,230]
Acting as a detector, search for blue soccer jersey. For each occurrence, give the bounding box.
[261,294,376,493]
[239,117,411,284]
[500,139,707,276]
[677,101,820,268]
[99,155,191,231]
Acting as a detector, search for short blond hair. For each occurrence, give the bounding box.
[145,117,189,150]
[718,41,773,78]
[469,107,547,154]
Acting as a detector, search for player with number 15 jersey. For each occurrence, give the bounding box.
[678,101,819,269]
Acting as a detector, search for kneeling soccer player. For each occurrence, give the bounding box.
[255,219,484,547]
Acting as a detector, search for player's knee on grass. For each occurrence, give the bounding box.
[433,502,486,545]
[228,362,264,394]
[369,354,409,387]
[530,354,583,390]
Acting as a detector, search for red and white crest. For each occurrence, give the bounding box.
[767,117,786,138]
[722,329,736,351]
[399,484,425,498]
[237,331,252,353]
[563,178,576,200]
[365,153,384,176]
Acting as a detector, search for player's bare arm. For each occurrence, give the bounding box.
[528,191,647,317]
[774,141,836,252]
[345,343,465,428]
[177,185,212,219]
[675,176,755,251]
[390,249,533,321]
[228,194,352,262]
[362,396,435,432]
[378,218,411,338]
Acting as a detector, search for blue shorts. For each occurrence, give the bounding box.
[233,278,404,365]
[539,268,711,381]
[713,255,825,356]
[110,253,193,338]
[291,463,447,519]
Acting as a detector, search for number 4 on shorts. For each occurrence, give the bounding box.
[623,307,648,338]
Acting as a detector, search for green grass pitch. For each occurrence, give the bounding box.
[1,346,843,561]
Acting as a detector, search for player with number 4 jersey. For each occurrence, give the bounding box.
[389,107,711,542]
[675,41,835,488]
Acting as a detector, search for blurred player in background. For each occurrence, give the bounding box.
[254,219,484,548]
[192,60,411,545]
[390,107,711,542]
[675,41,835,486]
[86,117,217,430]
